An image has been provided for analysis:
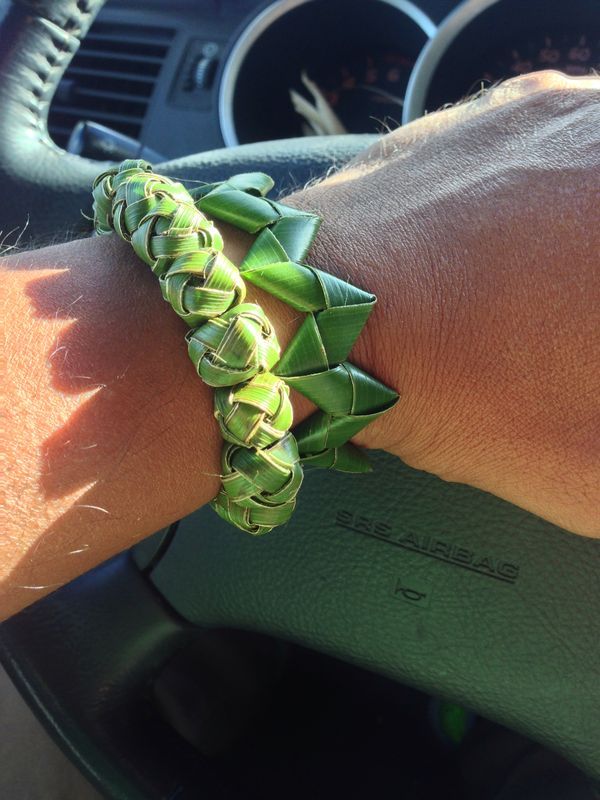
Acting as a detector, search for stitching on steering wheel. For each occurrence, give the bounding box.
[14,0,98,147]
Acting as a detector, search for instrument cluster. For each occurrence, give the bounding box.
[218,0,600,144]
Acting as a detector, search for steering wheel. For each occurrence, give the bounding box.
[0,1,599,798]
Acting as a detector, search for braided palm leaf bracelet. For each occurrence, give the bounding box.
[92,160,398,535]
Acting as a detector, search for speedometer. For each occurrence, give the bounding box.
[480,32,599,82]
[219,0,435,146]
[403,0,600,122]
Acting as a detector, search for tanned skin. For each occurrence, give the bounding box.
[1,71,599,620]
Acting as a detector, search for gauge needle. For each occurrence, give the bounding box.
[289,71,347,136]
[358,84,404,107]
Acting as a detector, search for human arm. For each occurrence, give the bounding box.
[1,71,598,621]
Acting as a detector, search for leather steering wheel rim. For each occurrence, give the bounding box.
[0,2,599,798]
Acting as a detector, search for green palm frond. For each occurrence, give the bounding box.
[92,161,398,535]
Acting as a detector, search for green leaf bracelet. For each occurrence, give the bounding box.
[92,160,398,535]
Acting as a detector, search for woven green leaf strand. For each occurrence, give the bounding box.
[159,250,246,326]
[212,431,303,534]
[92,160,303,535]
[221,432,303,505]
[215,372,293,449]
[193,173,399,473]
[185,302,281,388]
[93,160,239,323]
[92,161,398,535]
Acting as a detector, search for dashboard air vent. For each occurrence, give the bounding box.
[48,21,175,149]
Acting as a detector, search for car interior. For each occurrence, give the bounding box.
[0,0,598,798]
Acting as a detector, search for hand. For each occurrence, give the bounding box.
[288,71,600,536]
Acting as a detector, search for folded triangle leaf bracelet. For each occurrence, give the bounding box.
[92,160,398,535]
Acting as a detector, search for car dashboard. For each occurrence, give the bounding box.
[21,0,598,162]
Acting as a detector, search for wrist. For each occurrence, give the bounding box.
[218,221,319,428]
[283,183,437,464]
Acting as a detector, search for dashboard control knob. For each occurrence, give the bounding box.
[188,42,219,91]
